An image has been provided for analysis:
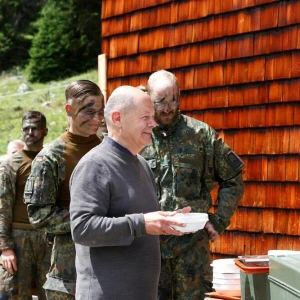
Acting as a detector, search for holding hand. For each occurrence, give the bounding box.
[144,211,187,236]
[1,249,17,274]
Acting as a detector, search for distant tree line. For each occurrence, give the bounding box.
[0,0,101,82]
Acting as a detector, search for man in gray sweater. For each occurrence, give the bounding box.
[70,86,191,300]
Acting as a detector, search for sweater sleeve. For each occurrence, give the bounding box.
[70,157,146,247]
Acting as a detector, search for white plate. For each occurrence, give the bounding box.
[171,213,208,233]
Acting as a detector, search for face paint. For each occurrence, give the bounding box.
[69,95,104,137]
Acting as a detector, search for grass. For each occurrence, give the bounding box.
[0,68,98,154]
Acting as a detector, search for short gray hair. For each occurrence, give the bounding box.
[104,86,138,126]
[147,70,179,95]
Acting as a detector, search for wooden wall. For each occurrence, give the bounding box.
[101,0,300,259]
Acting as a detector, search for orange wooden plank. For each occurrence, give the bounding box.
[283,25,298,51]
[233,60,249,84]
[274,54,292,79]
[254,32,270,56]
[285,155,299,182]
[282,79,300,102]
[101,0,125,19]
[289,127,300,153]
[237,11,252,34]
[107,59,125,78]
[188,0,209,19]
[171,46,190,68]
[247,105,266,128]
[243,85,259,106]
[223,61,235,85]
[189,44,200,65]
[157,4,172,26]
[198,42,214,64]
[269,29,284,53]
[224,107,240,129]
[260,4,279,30]
[141,8,155,29]
[274,103,294,126]
[151,51,171,71]
[176,0,190,22]
[211,88,229,108]
[208,64,224,87]
[294,103,300,125]
[291,52,300,78]
[213,39,227,62]
[251,7,262,31]
[267,156,286,181]
[130,11,143,31]
[193,66,209,89]
[196,90,211,110]
[208,0,221,15]
[241,182,300,209]
[285,0,300,25]
[221,0,233,13]
[203,110,224,130]
[183,68,195,91]
[268,82,282,103]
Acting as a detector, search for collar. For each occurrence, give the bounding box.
[153,111,182,137]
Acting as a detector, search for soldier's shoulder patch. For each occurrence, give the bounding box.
[226,151,244,170]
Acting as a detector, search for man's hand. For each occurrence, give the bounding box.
[176,206,192,214]
[144,211,188,236]
[205,221,219,242]
[1,249,17,274]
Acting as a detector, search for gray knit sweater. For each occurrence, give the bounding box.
[70,137,160,300]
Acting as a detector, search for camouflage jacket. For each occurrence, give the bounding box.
[141,113,244,257]
[0,153,23,249]
[23,131,101,295]
[0,150,37,249]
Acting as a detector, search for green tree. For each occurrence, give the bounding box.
[0,0,45,70]
[28,0,101,83]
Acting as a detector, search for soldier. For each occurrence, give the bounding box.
[141,70,245,299]
[0,111,49,299]
[6,140,25,156]
[0,140,25,163]
[24,80,104,300]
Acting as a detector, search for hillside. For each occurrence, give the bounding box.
[0,68,98,154]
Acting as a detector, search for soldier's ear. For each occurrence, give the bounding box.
[65,103,72,116]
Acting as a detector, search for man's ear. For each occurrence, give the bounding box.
[111,111,121,127]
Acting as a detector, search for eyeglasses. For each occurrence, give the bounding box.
[153,97,179,111]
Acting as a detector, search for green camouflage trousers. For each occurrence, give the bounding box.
[0,229,51,299]
[158,232,213,300]
[45,290,75,300]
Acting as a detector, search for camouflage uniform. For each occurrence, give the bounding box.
[141,113,244,300]
[0,151,51,299]
[23,132,100,298]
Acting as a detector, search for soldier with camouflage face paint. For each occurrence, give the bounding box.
[0,111,50,300]
[24,80,104,300]
[141,70,245,300]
